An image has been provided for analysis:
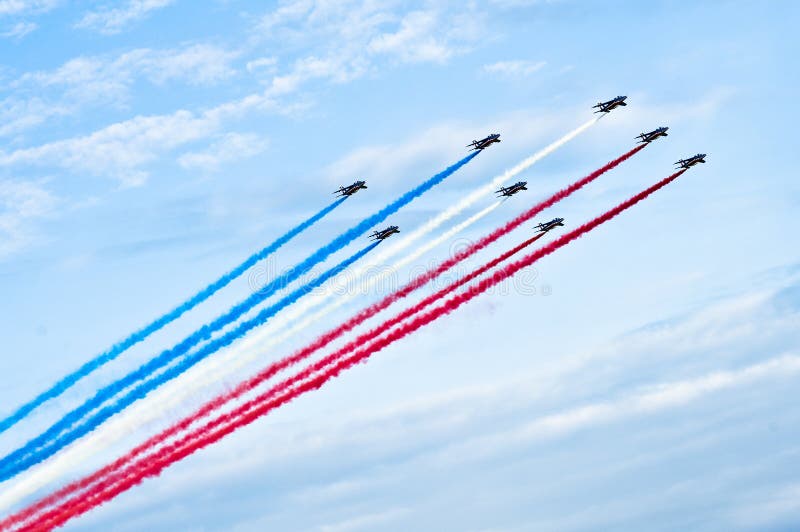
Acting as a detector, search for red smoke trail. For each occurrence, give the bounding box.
[5,144,644,531]
[28,168,684,531]
[1,231,542,531]
[14,231,547,532]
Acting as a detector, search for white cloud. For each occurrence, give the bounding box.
[134,44,240,85]
[0,0,57,16]
[268,54,368,96]
[1,20,37,38]
[0,43,240,140]
[75,0,175,35]
[0,110,224,186]
[257,0,314,32]
[0,179,57,259]
[0,90,277,185]
[483,59,547,78]
[245,56,278,75]
[256,1,485,90]
[0,1,486,180]
[178,132,268,171]
[0,97,70,137]
[19,43,240,101]
[368,10,456,64]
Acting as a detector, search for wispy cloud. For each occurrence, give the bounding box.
[75,0,175,35]
[0,0,58,16]
[0,43,240,139]
[0,91,278,185]
[178,132,268,172]
[245,56,278,75]
[483,59,547,78]
[77,272,800,530]
[0,110,226,186]
[0,97,70,137]
[0,2,487,183]
[18,43,240,99]
[256,0,485,90]
[0,179,57,259]
[431,355,800,466]
[368,10,458,64]
[1,20,37,38]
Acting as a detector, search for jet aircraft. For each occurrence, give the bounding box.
[636,127,669,143]
[370,225,400,241]
[593,96,627,113]
[496,181,528,197]
[334,180,367,197]
[675,154,707,168]
[468,134,501,151]
[534,217,565,233]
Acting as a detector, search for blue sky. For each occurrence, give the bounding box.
[1,0,799,530]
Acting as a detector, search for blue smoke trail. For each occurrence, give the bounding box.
[0,242,379,480]
[0,198,346,435]
[0,152,477,480]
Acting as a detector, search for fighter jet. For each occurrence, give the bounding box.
[636,127,669,143]
[467,133,501,151]
[534,217,565,233]
[675,154,707,169]
[369,225,400,241]
[496,181,528,197]
[592,96,627,113]
[334,180,367,197]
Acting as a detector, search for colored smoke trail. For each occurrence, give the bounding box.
[144,201,504,415]
[0,144,641,514]
[234,117,601,354]
[0,152,476,483]
[25,169,686,531]
[0,242,380,482]
[8,231,548,532]
[0,203,506,518]
[122,118,605,436]
[0,198,346,435]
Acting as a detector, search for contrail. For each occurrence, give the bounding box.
[20,169,687,530]
[0,241,380,482]
[0,143,641,513]
[0,198,346,435]
[0,152,477,482]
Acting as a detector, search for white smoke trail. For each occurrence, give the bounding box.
[0,117,598,513]
[225,116,601,350]
[85,116,600,435]
[177,201,504,389]
[0,203,502,515]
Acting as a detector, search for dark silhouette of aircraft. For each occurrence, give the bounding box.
[636,127,669,143]
[334,180,367,197]
[675,154,707,168]
[593,96,627,113]
[468,133,501,151]
[496,181,528,197]
[534,217,565,233]
[370,225,400,241]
